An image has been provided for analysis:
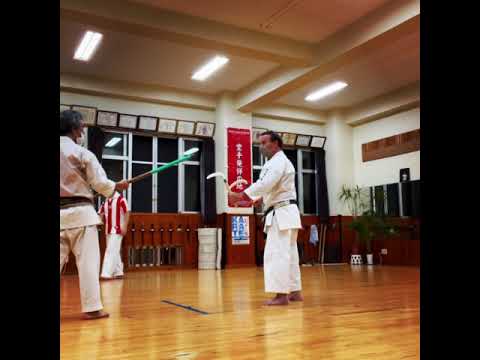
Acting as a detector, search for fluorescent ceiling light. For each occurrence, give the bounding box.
[305,81,348,102]
[74,31,103,61]
[105,137,121,148]
[192,56,229,81]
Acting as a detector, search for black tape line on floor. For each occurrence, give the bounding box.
[161,300,210,315]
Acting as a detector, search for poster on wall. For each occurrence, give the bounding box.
[231,216,250,245]
[227,127,252,207]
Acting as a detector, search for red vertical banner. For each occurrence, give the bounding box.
[227,128,252,207]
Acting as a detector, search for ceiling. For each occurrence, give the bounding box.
[276,30,420,110]
[128,0,392,43]
[60,19,279,94]
[60,0,420,113]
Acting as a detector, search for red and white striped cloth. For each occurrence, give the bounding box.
[99,193,129,235]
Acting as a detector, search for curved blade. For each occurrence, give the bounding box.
[206,172,225,180]
[183,147,199,156]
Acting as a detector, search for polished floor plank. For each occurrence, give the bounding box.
[61,265,419,359]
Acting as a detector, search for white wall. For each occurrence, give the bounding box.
[252,116,325,136]
[324,111,354,215]
[60,91,215,123]
[353,107,420,187]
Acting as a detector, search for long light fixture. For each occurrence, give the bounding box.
[192,56,229,81]
[74,31,103,62]
[305,81,348,102]
[105,137,121,148]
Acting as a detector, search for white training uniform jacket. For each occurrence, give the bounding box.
[244,150,301,231]
[60,136,116,230]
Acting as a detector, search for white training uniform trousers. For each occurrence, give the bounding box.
[244,150,303,295]
[60,226,103,313]
[60,136,116,313]
[264,213,302,294]
[101,234,124,278]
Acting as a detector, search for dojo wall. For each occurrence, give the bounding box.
[252,116,325,137]
[353,107,420,187]
[60,91,216,124]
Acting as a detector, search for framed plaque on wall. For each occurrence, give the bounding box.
[311,136,327,148]
[281,132,297,146]
[176,120,196,135]
[158,118,177,134]
[118,114,138,129]
[195,122,215,137]
[71,105,97,126]
[296,134,312,147]
[96,111,118,127]
[138,116,158,131]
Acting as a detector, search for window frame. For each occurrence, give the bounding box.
[99,129,203,214]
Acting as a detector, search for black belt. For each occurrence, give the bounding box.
[60,197,93,208]
[262,199,297,223]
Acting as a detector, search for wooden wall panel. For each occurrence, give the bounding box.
[63,213,203,275]
[362,129,420,162]
[62,213,419,276]
[339,216,420,266]
[224,214,256,268]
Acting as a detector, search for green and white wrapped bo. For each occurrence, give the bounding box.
[127,147,199,184]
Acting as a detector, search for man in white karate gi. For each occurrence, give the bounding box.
[229,131,303,305]
[60,110,129,320]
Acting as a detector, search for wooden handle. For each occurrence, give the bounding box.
[127,172,151,184]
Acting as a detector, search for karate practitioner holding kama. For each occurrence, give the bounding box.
[229,131,303,305]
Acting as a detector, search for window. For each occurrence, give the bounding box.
[102,159,124,182]
[302,173,316,214]
[157,164,178,213]
[99,131,203,213]
[299,150,317,214]
[251,145,318,214]
[184,165,200,211]
[103,133,126,156]
[157,137,177,163]
[133,135,152,162]
[184,140,201,161]
[179,139,201,212]
[132,163,153,212]
[252,145,261,168]
[98,131,128,209]
[157,137,178,213]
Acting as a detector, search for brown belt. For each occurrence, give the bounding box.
[60,197,93,209]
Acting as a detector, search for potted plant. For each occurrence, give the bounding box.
[350,210,398,264]
[339,185,398,265]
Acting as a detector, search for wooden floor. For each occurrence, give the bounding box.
[60,265,419,359]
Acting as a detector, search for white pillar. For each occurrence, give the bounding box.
[214,92,253,214]
[324,110,354,216]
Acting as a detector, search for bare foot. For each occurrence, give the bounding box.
[288,291,304,302]
[264,294,289,306]
[83,310,109,320]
